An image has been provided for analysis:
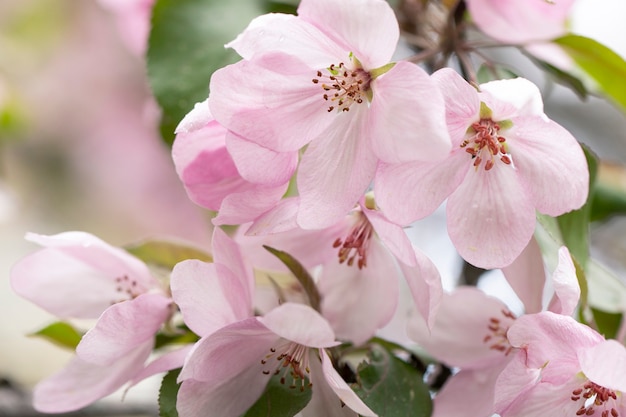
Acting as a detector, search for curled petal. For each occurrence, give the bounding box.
[76,293,171,365]
[547,246,580,316]
[320,349,377,417]
[502,237,545,314]
[400,248,443,331]
[579,340,626,393]
[33,342,153,413]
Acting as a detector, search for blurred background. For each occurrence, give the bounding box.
[0,0,625,415]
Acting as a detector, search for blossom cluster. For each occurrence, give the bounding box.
[10,0,626,416]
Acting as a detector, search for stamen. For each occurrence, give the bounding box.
[461,119,513,171]
[110,274,141,305]
[571,381,620,417]
[312,61,371,113]
[260,341,313,392]
[483,308,516,356]
[333,211,374,269]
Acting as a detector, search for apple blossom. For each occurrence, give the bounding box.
[376,68,589,268]
[172,100,292,226]
[409,246,579,417]
[10,232,174,412]
[176,303,377,417]
[245,197,443,345]
[209,0,450,229]
[495,312,626,417]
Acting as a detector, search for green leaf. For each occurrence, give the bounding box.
[590,307,622,339]
[241,373,312,417]
[590,161,626,222]
[30,321,83,350]
[556,144,598,270]
[263,246,321,312]
[159,368,182,417]
[125,239,212,270]
[147,0,263,145]
[352,344,432,417]
[554,35,626,111]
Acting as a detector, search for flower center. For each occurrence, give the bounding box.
[332,211,374,269]
[461,119,513,171]
[312,61,371,113]
[571,380,619,417]
[260,341,312,391]
[110,274,141,305]
[483,308,516,356]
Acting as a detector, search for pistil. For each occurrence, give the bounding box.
[260,341,313,392]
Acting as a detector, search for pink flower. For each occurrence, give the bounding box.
[495,312,626,417]
[376,68,589,268]
[10,232,173,412]
[176,303,376,417]
[172,100,292,226]
[245,197,443,345]
[409,246,579,417]
[209,0,450,229]
[97,0,155,55]
[466,0,575,44]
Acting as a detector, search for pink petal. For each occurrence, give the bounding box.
[375,151,467,226]
[174,99,211,135]
[579,340,626,392]
[506,312,603,380]
[76,293,171,365]
[547,246,580,316]
[502,237,545,314]
[432,68,480,144]
[211,181,288,226]
[128,345,193,388]
[172,106,250,211]
[226,13,345,67]
[297,106,378,229]
[368,62,450,164]
[507,116,589,216]
[433,366,504,417]
[245,197,300,235]
[298,0,398,69]
[33,342,153,413]
[209,56,333,152]
[179,317,277,383]
[362,205,416,267]
[170,260,250,337]
[447,161,536,269]
[466,0,574,44]
[11,231,156,318]
[212,227,254,310]
[258,303,337,348]
[407,287,513,369]
[302,353,360,417]
[320,349,377,417]
[318,239,399,345]
[493,350,554,416]
[226,132,297,186]
[400,248,443,330]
